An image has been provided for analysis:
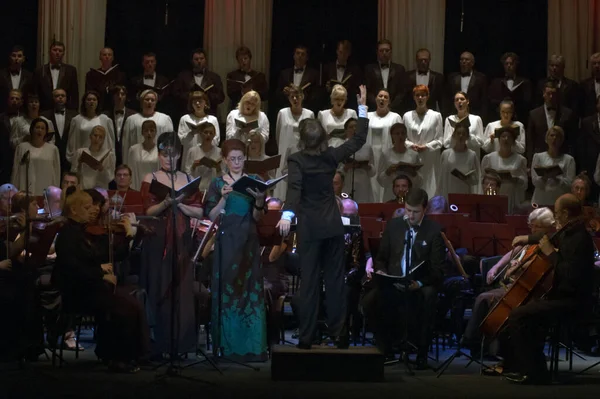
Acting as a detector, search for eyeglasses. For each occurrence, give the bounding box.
[227,156,245,164]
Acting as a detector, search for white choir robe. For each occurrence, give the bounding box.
[121,112,173,164]
[481,120,526,154]
[65,114,115,165]
[442,114,485,157]
[177,114,220,168]
[337,141,375,203]
[10,115,54,148]
[438,148,482,200]
[318,109,358,135]
[367,111,403,202]
[225,110,270,145]
[184,144,222,192]
[531,151,575,206]
[481,151,528,213]
[12,142,60,195]
[274,107,314,200]
[127,144,160,191]
[72,147,116,189]
[402,110,443,199]
[376,147,422,202]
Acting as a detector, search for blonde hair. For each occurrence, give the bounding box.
[139,89,158,105]
[237,90,261,117]
[546,125,565,142]
[64,190,91,218]
[330,84,347,101]
[90,125,106,137]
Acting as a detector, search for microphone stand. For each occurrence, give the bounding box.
[350,151,357,199]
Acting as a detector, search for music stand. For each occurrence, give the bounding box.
[448,194,508,223]
[461,222,515,257]
[358,203,403,221]
[505,214,530,236]
[427,213,469,249]
[107,190,144,215]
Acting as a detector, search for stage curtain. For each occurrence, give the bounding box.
[548,0,600,81]
[378,0,446,73]
[204,0,273,119]
[38,0,107,96]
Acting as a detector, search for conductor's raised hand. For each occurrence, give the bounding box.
[357,85,367,106]
[277,219,291,237]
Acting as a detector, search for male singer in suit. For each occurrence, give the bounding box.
[84,47,126,111]
[226,46,268,111]
[576,94,600,201]
[580,52,600,118]
[277,86,368,349]
[489,52,533,125]
[0,89,22,183]
[0,46,32,113]
[322,40,362,111]
[526,81,575,164]
[33,40,79,111]
[128,52,171,112]
[276,45,320,113]
[41,88,77,173]
[173,48,224,118]
[535,55,580,117]
[404,48,444,114]
[445,52,488,120]
[102,85,135,165]
[365,188,444,368]
[364,39,407,113]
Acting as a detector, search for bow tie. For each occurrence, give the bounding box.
[143,75,153,79]
[408,224,420,232]
[547,106,556,112]
[460,72,471,77]
[115,110,125,115]
[194,69,204,77]
[55,109,65,115]
[294,68,304,74]
[337,64,346,70]
[417,71,428,75]
[380,63,390,69]
[9,70,19,76]
[50,64,61,70]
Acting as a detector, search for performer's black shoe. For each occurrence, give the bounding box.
[296,342,311,350]
[505,372,550,385]
[335,335,349,349]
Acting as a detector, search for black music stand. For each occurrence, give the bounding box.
[462,223,514,257]
[448,194,508,223]
[358,203,404,221]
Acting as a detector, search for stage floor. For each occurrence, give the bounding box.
[2,330,600,399]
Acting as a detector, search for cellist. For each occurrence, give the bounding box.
[502,194,595,384]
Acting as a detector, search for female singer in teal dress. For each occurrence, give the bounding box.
[205,138,268,362]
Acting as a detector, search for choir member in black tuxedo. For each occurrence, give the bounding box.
[276,45,320,113]
[579,97,600,201]
[364,39,407,113]
[489,52,533,125]
[173,48,225,118]
[33,40,79,111]
[364,188,444,368]
[580,52,600,118]
[52,190,149,373]
[445,52,488,121]
[84,48,126,111]
[102,85,135,166]
[526,81,575,164]
[535,55,580,117]
[0,89,23,183]
[226,46,268,111]
[41,88,77,173]
[0,46,32,113]
[277,85,369,349]
[503,194,595,384]
[322,40,363,111]
[128,52,171,112]
[404,48,444,114]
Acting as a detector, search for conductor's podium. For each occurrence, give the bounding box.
[271,344,384,382]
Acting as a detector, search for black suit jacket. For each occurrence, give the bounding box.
[577,113,600,199]
[226,69,268,111]
[364,62,406,113]
[41,108,78,174]
[276,67,320,112]
[33,63,79,111]
[0,113,12,183]
[128,73,172,111]
[85,66,126,110]
[375,215,445,288]
[404,69,444,114]
[580,77,598,118]
[526,105,575,163]
[489,76,533,124]
[535,77,580,117]
[173,69,225,117]
[322,62,363,110]
[284,117,368,241]
[445,71,488,120]
[0,68,33,113]
[102,108,136,165]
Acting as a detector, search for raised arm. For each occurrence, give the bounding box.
[331,85,369,164]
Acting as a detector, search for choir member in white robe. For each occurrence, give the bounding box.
[184,122,222,192]
[121,89,173,164]
[127,120,160,191]
[66,91,116,165]
[338,118,375,203]
[225,90,269,144]
[481,125,528,213]
[482,100,526,154]
[377,122,422,202]
[71,125,116,189]
[402,85,443,199]
[273,85,314,200]
[246,132,276,183]
[531,126,575,206]
[439,125,482,199]
[367,89,403,202]
[11,118,60,195]
[318,85,357,147]
[10,94,52,148]
[178,90,220,168]
[442,91,485,157]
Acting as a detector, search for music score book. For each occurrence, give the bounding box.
[328,74,353,86]
[533,165,563,178]
[235,118,259,130]
[245,155,281,175]
[149,176,202,202]
[80,150,112,171]
[451,168,476,182]
[230,174,287,196]
[195,157,221,169]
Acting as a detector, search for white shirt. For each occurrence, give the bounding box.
[194,74,204,88]
[506,79,515,91]
[114,110,125,141]
[460,72,472,93]
[178,114,220,167]
[531,151,575,206]
[10,69,21,89]
[380,63,390,89]
[416,70,430,86]
[544,104,556,129]
[400,226,419,277]
[128,144,159,191]
[121,112,174,164]
[50,65,60,89]
[293,68,304,87]
[11,142,61,195]
[66,114,116,164]
[482,120,526,154]
[225,110,270,144]
[442,114,485,157]
[72,147,116,189]
[594,81,600,99]
[143,72,156,87]
[54,112,66,137]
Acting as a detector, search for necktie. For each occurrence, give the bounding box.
[294,68,304,74]
[115,110,125,115]
[144,75,153,79]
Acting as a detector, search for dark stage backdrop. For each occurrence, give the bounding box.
[443,0,548,89]
[0,0,39,71]
[105,0,205,81]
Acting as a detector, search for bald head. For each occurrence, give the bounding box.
[554,193,582,228]
[341,198,359,217]
[45,186,62,214]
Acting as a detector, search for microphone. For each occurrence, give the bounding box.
[20,150,30,165]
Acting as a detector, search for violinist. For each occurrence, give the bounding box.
[0,183,18,216]
[502,194,595,384]
[52,190,149,373]
[44,186,62,216]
